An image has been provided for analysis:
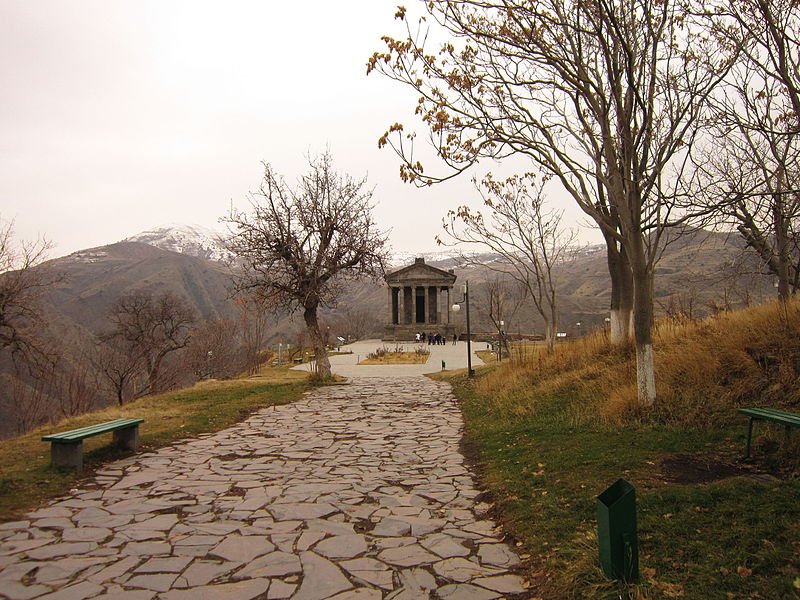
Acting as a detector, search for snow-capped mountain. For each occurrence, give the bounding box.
[121,224,604,268]
[122,224,232,263]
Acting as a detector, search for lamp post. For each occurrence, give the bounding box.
[452,281,474,377]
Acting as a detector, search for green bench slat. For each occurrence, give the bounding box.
[738,407,800,459]
[42,419,144,443]
[738,408,800,426]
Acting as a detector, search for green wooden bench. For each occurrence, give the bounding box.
[42,418,144,471]
[738,408,800,458]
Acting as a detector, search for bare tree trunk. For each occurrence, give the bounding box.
[303,303,331,379]
[544,317,556,352]
[773,192,792,301]
[630,239,657,407]
[605,232,634,343]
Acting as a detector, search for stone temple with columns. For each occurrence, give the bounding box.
[383,257,458,341]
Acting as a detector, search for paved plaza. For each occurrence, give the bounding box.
[0,377,528,599]
[292,340,486,379]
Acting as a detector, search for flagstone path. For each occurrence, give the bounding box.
[0,377,530,600]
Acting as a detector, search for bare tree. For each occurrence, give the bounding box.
[0,219,62,367]
[235,294,271,375]
[695,0,800,299]
[49,341,101,418]
[91,335,145,406]
[224,152,390,379]
[186,318,245,379]
[484,277,526,356]
[104,291,195,396]
[334,309,382,342]
[441,173,575,351]
[370,0,733,405]
[4,374,50,436]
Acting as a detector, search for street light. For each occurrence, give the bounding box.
[452,281,474,377]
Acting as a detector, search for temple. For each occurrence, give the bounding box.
[383,257,458,341]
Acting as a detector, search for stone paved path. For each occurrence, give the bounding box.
[0,377,529,600]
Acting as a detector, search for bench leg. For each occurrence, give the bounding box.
[744,418,754,459]
[51,441,83,471]
[114,426,139,451]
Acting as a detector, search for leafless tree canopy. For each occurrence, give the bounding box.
[186,318,247,380]
[440,173,574,349]
[224,152,390,378]
[0,219,62,367]
[102,291,195,398]
[695,0,800,298]
[370,0,734,406]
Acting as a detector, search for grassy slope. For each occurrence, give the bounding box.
[434,299,800,600]
[0,368,316,521]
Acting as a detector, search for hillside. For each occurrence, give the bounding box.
[438,297,800,599]
[46,241,237,333]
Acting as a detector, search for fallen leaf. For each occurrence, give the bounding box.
[736,566,752,577]
[642,567,657,580]
[652,580,685,597]
[719,567,729,576]
[663,513,674,519]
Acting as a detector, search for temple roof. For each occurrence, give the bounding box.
[385,257,457,285]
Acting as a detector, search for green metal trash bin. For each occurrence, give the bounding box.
[597,478,638,582]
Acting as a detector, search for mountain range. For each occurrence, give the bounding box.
[41,223,774,340]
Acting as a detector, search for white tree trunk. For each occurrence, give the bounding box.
[609,308,632,343]
[635,342,656,407]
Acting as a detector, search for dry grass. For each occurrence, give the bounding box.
[476,297,800,429]
[359,352,430,365]
[0,368,317,520]
[359,344,430,365]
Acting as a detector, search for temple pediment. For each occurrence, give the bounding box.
[385,257,457,285]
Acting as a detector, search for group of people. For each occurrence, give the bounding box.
[415,331,458,345]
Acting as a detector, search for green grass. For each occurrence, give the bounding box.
[435,368,800,600]
[0,368,317,521]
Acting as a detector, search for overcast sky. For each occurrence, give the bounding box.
[1,0,595,259]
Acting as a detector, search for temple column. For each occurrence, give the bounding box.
[398,286,405,324]
[387,287,394,324]
[429,286,438,324]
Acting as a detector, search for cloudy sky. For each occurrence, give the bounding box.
[1,0,592,259]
